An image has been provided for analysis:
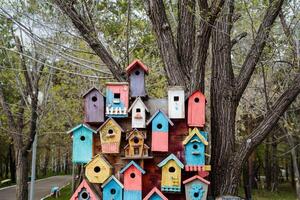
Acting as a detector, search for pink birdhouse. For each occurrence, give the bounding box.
[187,91,206,127]
[70,179,100,200]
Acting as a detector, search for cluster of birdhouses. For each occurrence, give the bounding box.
[68,59,211,199]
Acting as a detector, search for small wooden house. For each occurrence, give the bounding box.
[85,154,112,183]
[70,179,100,200]
[183,175,210,200]
[168,86,185,119]
[102,175,124,200]
[143,187,168,200]
[157,154,184,192]
[97,118,124,153]
[126,59,149,97]
[83,87,105,124]
[106,82,129,118]
[120,161,146,200]
[187,90,206,127]
[124,129,150,159]
[67,124,96,164]
[183,128,209,172]
[147,110,174,152]
[128,97,149,128]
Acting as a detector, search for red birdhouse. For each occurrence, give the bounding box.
[187,91,206,127]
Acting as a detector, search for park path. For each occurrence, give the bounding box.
[0,175,72,200]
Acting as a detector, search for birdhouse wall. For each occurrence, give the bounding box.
[131,100,147,128]
[151,112,169,132]
[151,132,168,152]
[188,92,206,127]
[130,68,146,97]
[124,190,142,200]
[147,193,164,200]
[72,128,93,164]
[100,120,122,153]
[85,156,112,183]
[168,88,185,119]
[103,179,123,200]
[160,160,182,192]
[123,165,143,191]
[84,89,105,124]
[184,180,208,200]
[106,84,129,117]
[184,135,206,166]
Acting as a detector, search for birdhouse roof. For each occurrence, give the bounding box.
[126,59,149,74]
[101,175,123,189]
[128,97,149,112]
[183,128,208,145]
[183,175,210,185]
[143,187,168,200]
[157,154,184,169]
[146,109,174,126]
[84,154,112,168]
[106,82,129,86]
[97,117,124,132]
[70,179,100,200]
[120,160,146,174]
[67,124,97,134]
[126,129,146,140]
[168,86,185,91]
[82,87,104,98]
[187,90,206,101]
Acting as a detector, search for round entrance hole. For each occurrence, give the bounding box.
[194,97,199,103]
[169,167,176,173]
[108,129,114,134]
[110,188,116,194]
[80,136,85,141]
[94,166,101,173]
[193,144,198,149]
[92,96,97,102]
[130,173,136,178]
[194,192,199,198]
[157,123,162,129]
[133,137,139,144]
[80,191,89,199]
[135,70,140,75]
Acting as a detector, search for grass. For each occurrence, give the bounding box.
[46,184,72,200]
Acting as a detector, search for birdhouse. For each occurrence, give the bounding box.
[102,175,124,200]
[85,154,112,183]
[97,118,124,153]
[128,97,149,128]
[70,179,100,200]
[147,110,174,152]
[143,187,168,200]
[67,124,96,164]
[183,175,210,200]
[168,86,185,119]
[120,161,146,200]
[126,59,149,97]
[157,154,184,192]
[187,90,206,127]
[183,128,210,173]
[106,82,129,118]
[124,129,150,159]
[83,87,105,124]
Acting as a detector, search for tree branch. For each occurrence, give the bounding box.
[0,85,17,130]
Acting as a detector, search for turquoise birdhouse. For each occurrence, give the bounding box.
[183,175,210,200]
[102,175,124,200]
[67,124,96,164]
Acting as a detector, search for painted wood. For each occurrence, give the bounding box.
[143,187,168,200]
[128,97,149,128]
[183,176,210,200]
[106,82,129,118]
[102,175,124,200]
[168,86,185,119]
[187,91,206,127]
[124,129,150,158]
[70,179,100,200]
[85,154,112,183]
[97,118,124,153]
[83,87,105,124]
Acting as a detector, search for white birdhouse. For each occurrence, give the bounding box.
[168,86,185,119]
[128,97,149,128]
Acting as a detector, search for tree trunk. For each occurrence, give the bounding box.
[265,137,272,190]
[271,135,278,192]
[9,142,16,182]
[15,150,28,200]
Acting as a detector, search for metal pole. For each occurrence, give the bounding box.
[29,133,37,200]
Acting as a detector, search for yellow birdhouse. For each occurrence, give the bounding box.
[124,129,150,159]
[85,154,112,183]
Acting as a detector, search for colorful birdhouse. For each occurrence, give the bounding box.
[97,118,124,153]
[70,179,100,200]
[126,59,149,97]
[67,124,96,164]
[168,86,185,119]
[106,82,129,118]
[83,87,105,124]
[85,154,112,183]
[157,154,184,192]
[124,129,150,159]
[187,90,206,127]
[128,97,149,128]
[120,161,146,200]
[183,175,210,200]
[147,110,174,152]
[102,175,124,200]
[143,187,168,200]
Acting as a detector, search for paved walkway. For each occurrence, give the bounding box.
[0,175,72,200]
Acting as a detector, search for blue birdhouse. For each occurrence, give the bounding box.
[183,175,210,200]
[67,124,96,164]
[102,175,124,200]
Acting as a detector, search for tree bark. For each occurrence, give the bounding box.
[15,150,28,200]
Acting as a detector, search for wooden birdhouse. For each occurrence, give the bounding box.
[157,154,184,192]
[143,187,168,200]
[187,90,206,127]
[67,124,96,164]
[183,128,210,173]
[85,154,112,183]
[168,86,185,119]
[124,129,150,159]
[120,161,146,200]
[128,97,149,128]
[97,118,124,153]
[70,179,100,200]
[106,82,129,118]
[102,175,124,200]
[183,175,210,200]
[83,87,105,124]
[147,110,174,152]
[126,59,149,97]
